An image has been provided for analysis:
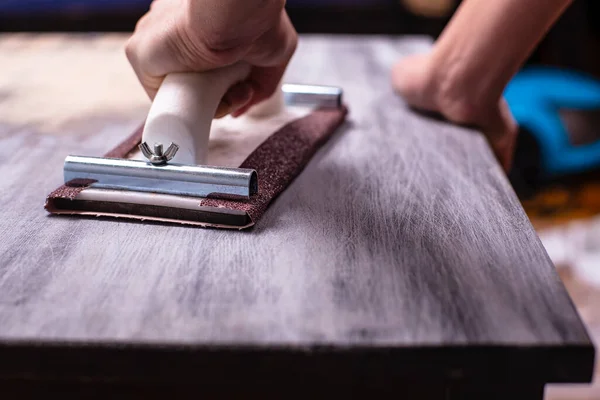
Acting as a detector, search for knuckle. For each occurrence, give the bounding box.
[259,43,288,66]
[173,24,240,68]
[202,28,251,55]
[149,0,162,11]
[251,18,297,65]
[133,12,150,32]
[124,38,137,63]
[126,12,151,64]
[290,28,299,48]
[179,14,249,67]
[287,30,299,59]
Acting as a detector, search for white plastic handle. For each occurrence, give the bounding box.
[142,62,252,165]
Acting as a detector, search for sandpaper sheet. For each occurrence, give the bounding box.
[45,106,348,229]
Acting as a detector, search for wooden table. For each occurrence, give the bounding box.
[0,34,595,399]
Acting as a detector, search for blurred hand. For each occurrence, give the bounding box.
[392,53,518,172]
[125,0,297,118]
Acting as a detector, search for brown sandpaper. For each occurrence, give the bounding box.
[45,106,348,229]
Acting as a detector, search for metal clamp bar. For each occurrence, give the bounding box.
[62,83,342,201]
[64,155,258,200]
[283,83,343,109]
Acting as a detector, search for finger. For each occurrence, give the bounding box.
[232,11,297,116]
[482,99,518,172]
[214,81,254,118]
[231,64,287,117]
[244,11,297,68]
[391,54,437,112]
[498,100,519,172]
[125,1,190,100]
[125,39,165,100]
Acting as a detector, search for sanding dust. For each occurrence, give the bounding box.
[0,33,149,134]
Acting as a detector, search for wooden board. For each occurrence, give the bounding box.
[0,34,594,393]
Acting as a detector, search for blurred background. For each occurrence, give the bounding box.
[1,0,599,76]
[1,1,599,397]
[3,0,451,33]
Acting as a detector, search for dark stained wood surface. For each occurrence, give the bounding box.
[0,34,594,392]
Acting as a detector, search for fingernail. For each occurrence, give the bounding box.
[214,103,232,119]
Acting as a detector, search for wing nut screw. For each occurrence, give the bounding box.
[139,142,179,166]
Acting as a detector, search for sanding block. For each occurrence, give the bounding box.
[45,62,348,229]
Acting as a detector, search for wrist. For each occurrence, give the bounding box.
[426,0,574,126]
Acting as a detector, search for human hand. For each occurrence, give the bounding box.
[125,0,297,118]
[391,53,518,172]
[391,0,575,174]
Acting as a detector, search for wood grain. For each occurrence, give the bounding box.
[0,34,594,391]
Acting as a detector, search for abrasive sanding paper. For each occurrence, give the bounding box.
[45,106,348,229]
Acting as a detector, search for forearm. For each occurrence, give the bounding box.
[432,0,573,110]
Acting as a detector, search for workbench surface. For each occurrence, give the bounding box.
[0,34,594,397]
